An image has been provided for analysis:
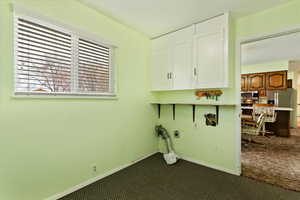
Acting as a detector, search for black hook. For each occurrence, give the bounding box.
[172,104,176,120]
[158,104,161,119]
[192,105,196,122]
[216,105,219,125]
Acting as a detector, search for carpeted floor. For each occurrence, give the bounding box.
[242,128,300,192]
[60,153,300,200]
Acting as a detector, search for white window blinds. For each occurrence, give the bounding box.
[15,16,114,96]
[78,38,111,93]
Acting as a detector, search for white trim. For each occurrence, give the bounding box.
[45,151,158,200]
[239,24,300,45]
[181,156,241,176]
[235,38,242,176]
[241,106,293,111]
[12,3,118,48]
[235,24,300,177]
[223,12,229,88]
[13,5,117,98]
[11,94,118,100]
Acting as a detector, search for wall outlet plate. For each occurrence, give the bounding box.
[174,130,180,138]
[91,164,97,176]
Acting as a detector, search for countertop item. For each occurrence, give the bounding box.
[241,106,293,111]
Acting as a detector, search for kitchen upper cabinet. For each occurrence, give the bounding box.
[170,26,194,90]
[194,14,228,89]
[241,71,288,92]
[194,31,226,88]
[266,71,287,90]
[151,35,173,90]
[248,73,265,91]
[241,74,248,91]
[151,26,194,90]
[151,48,172,90]
[151,13,229,91]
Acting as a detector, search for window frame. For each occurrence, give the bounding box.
[13,10,117,98]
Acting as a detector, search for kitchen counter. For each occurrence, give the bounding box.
[241,106,293,111]
[241,106,293,137]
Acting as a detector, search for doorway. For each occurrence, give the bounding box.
[237,28,300,191]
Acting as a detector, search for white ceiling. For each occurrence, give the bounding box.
[242,32,300,66]
[78,0,292,38]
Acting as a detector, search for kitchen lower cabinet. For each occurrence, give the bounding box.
[266,111,290,137]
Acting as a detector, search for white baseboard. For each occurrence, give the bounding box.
[157,151,241,176]
[45,151,158,200]
[181,156,241,176]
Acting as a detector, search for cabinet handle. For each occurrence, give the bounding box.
[170,72,173,79]
[167,73,170,79]
[194,68,197,76]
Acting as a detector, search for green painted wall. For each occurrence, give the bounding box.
[241,60,289,74]
[153,16,239,174]
[0,0,157,200]
[236,0,300,39]
[2,0,300,199]
[242,60,295,79]
[154,0,300,177]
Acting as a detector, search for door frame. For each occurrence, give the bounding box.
[235,24,300,176]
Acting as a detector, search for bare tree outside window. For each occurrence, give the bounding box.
[15,17,113,96]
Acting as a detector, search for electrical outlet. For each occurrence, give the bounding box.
[91,164,97,176]
[174,130,180,138]
[194,122,198,128]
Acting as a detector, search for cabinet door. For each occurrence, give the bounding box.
[248,73,265,91]
[194,30,225,88]
[266,71,287,90]
[151,48,172,90]
[170,26,194,90]
[241,75,248,91]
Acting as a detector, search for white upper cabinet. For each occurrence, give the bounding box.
[151,13,229,91]
[151,26,194,91]
[194,14,229,89]
[151,49,172,90]
[169,26,194,90]
[151,35,172,90]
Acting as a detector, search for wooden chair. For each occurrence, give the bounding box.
[242,113,266,143]
[252,104,277,135]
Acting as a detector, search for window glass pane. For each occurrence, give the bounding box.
[15,16,114,96]
[78,39,111,93]
[16,18,72,93]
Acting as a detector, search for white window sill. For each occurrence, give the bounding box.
[12,92,118,100]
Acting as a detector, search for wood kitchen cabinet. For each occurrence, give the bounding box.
[241,74,248,91]
[241,70,287,92]
[266,71,287,90]
[247,73,265,91]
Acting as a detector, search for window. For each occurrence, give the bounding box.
[15,16,115,97]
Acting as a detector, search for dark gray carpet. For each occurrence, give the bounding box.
[60,153,300,200]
